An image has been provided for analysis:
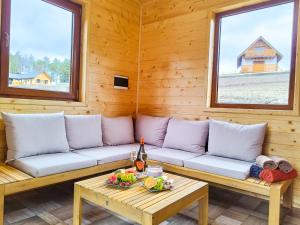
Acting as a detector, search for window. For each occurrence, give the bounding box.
[254,47,265,55]
[0,0,81,101]
[211,0,298,110]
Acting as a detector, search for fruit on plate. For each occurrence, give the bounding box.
[144,177,157,189]
[153,177,164,191]
[107,168,137,187]
[108,174,118,185]
[144,176,174,191]
[126,168,136,174]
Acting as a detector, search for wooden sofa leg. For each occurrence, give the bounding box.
[283,184,293,209]
[269,186,281,225]
[0,185,4,225]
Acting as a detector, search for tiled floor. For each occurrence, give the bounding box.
[3,180,300,225]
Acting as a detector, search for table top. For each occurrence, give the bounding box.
[75,172,208,215]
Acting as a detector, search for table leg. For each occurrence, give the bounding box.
[142,212,153,225]
[199,194,208,225]
[73,185,82,225]
[0,185,4,225]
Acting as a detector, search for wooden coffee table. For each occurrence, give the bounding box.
[73,172,208,225]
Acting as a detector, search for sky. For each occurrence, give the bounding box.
[219,2,294,74]
[9,0,294,70]
[10,0,73,61]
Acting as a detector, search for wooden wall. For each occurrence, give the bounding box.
[1,0,300,207]
[138,0,300,207]
[0,0,141,161]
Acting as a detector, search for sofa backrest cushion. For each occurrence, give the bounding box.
[102,116,134,145]
[3,112,70,162]
[135,114,170,147]
[163,118,208,153]
[65,115,103,150]
[208,119,267,162]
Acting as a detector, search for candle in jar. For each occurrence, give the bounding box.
[146,166,163,177]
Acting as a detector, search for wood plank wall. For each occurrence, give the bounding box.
[1,0,300,207]
[0,0,141,161]
[138,0,300,207]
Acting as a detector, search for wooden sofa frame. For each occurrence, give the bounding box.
[0,159,294,225]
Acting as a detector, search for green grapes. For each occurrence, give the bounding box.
[118,173,137,182]
[153,177,164,190]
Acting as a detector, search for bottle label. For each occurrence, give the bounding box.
[136,161,145,171]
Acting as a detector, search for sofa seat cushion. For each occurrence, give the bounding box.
[184,155,252,180]
[74,144,157,165]
[143,144,159,152]
[9,153,97,177]
[148,148,202,166]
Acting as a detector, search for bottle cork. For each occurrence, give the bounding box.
[140,136,144,144]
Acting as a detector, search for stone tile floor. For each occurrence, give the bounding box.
[3,181,300,225]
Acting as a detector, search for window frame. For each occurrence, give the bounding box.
[0,0,82,101]
[211,0,299,110]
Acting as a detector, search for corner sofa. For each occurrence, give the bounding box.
[2,112,262,180]
[0,112,294,225]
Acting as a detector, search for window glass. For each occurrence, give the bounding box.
[213,1,297,109]
[8,0,73,93]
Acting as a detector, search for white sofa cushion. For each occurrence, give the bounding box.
[184,155,252,180]
[208,120,267,162]
[135,114,170,147]
[74,144,157,165]
[65,115,103,149]
[147,148,202,166]
[163,118,208,153]
[102,116,135,145]
[9,153,97,177]
[2,112,70,161]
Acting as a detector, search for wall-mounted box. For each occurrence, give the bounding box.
[114,75,128,90]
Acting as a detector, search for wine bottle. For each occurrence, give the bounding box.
[141,138,147,168]
[134,137,145,172]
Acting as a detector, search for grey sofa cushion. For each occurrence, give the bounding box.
[143,144,159,151]
[208,120,267,162]
[102,116,135,146]
[74,144,158,165]
[163,118,208,153]
[65,115,103,149]
[74,145,133,165]
[148,148,202,166]
[9,153,97,177]
[2,112,70,162]
[184,155,252,180]
[135,114,170,147]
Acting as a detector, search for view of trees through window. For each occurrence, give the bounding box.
[213,1,296,108]
[8,0,73,93]
[9,53,71,83]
